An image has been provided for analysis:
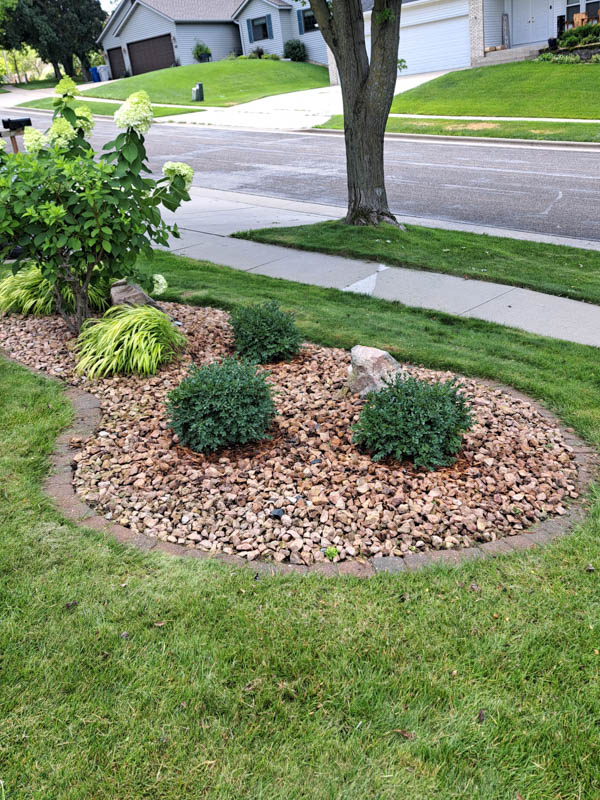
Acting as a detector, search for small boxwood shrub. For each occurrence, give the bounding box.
[167,358,275,453]
[76,305,186,378]
[353,375,473,470]
[284,39,307,62]
[263,53,281,60]
[230,301,302,364]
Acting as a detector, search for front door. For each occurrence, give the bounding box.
[512,0,550,44]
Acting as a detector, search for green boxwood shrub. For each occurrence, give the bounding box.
[558,22,600,48]
[0,264,110,316]
[284,39,307,62]
[353,375,473,470]
[230,301,302,364]
[263,53,281,60]
[167,358,275,453]
[76,304,186,378]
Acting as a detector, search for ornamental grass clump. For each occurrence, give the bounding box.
[353,375,473,470]
[230,300,302,363]
[76,305,186,378]
[167,358,276,453]
[0,264,110,316]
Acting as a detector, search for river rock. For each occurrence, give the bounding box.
[347,345,404,396]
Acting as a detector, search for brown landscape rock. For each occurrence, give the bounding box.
[347,345,404,396]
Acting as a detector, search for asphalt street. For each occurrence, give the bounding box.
[23,111,600,241]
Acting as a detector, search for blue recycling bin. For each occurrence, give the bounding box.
[90,66,100,82]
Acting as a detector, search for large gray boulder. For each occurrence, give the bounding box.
[347,345,404,397]
[110,279,161,310]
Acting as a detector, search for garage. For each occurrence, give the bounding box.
[399,14,470,74]
[107,46,126,79]
[127,34,175,75]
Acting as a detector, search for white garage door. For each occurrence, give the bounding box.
[399,14,470,74]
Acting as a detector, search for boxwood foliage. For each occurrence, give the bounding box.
[230,300,302,364]
[76,305,186,378]
[353,375,473,470]
[167,358,276,453]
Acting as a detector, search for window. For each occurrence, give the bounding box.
[251,16,269,41]
[302,8,319,33]
[586,0,599,18]
[566,1,581,22]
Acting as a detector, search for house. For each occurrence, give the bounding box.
[100,0,573,82]
[98,0,242,78]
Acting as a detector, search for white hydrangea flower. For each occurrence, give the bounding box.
[162,161,194,190]
[152,274,168,296]
[114,91,154,135]
[23,127,49,155]
[47,118,76,149]
[75,105,95,135]
[0,138,7,152]
[55,76,78,98]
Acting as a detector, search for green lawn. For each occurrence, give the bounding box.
[319,113,600,142]
[2,253,600,798]
[11,76,84,90]
[81,60,330,108]
[391,61,600,118]
[17,97,196,117]
[236,220,600,305]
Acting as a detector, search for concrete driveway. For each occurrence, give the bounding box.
[158,70,448,130]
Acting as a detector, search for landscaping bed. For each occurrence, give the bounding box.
[0,303,580,566]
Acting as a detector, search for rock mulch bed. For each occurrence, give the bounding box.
[0,303,580,566]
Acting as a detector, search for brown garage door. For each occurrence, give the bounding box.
[128,34,175,75]
[107,46,126,79]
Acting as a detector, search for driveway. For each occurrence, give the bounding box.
[157,71,448,130]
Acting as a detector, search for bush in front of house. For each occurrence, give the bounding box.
[558,22,600,48]
[0,264,111,316]
[353,375,473,470]
[0,77,192,336]
[248,52,259,59]
[193,42,211,61]
[252,46,265,58]
[263,53,281,60]
[167,358,276,453]
[230,301,302,364]
[76,305,186,378]
[284,39,307,62]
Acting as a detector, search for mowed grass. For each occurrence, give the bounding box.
[319,113,600,142]
[11,76,83,90]
[391,61,600,118]
[81,60,330,107]
[2,254,600,798]
[236,220,600,305]
[17,97,196,117]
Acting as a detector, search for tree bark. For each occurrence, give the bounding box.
[51,61,62,81]
[309,0,402,226]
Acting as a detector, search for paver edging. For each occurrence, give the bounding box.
[9,354,597,578]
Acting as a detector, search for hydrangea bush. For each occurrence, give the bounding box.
[0,79,193,334]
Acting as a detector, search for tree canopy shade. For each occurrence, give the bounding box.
[308,0,402,226]
[0,0,105,79]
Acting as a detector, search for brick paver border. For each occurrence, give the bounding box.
[37,374,599,578]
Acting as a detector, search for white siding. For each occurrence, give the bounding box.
[175,22,241,64]
[484,0,504,46]
[237,0,286,56]
[365,0,470,75]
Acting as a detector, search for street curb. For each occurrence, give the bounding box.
[306,127,600,150]
[12,354,594,579]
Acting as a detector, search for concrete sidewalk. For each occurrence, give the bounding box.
[162,187,600,349]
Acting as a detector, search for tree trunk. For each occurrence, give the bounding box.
[78,53,91,83]
[309,0,402,226]
[51,61,62,81]
[61,53,75,77]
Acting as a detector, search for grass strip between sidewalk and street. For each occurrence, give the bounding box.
[318,114,600,143]
[235,220,600,305]
[17,97,196,117]
[2,252,600,798]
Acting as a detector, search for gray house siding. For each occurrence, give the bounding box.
[107,4,175,74]
[288,0,328,64]
[237,0,287,55]
[175,22,241,65]
[483,0,504,46]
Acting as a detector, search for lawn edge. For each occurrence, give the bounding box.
[4,347,595,578]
